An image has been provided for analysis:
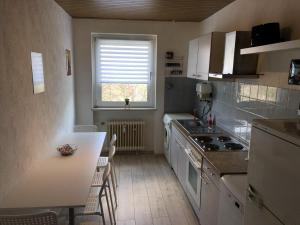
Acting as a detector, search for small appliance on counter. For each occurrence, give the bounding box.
[288,59,300,85]
[196,82,212,100]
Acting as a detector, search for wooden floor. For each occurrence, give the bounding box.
[63,154,200,225]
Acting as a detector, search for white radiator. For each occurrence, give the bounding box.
[107,120,145,152]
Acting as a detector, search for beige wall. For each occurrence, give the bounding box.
[197,0,300,91]
[73,19,200,152]
[0,0,74,200]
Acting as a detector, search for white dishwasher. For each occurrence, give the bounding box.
[218,175,247,225]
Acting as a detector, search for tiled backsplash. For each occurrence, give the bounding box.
[210,80,300,144]
[164,77,198,113]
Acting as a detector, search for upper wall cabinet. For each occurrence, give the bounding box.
[187,32,225,80]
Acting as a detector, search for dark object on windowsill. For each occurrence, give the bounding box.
[288,59,300,85]
[251,22,281,47]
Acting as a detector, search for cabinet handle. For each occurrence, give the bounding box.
[247,185,263,208]
[200,173,209,185]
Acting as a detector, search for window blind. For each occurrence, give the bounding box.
[95,39,152,84]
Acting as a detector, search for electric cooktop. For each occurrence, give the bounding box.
[190,135,247,152]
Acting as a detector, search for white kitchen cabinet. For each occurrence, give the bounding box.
[187,38,199,79]
[170,130,179,174]
[218,181,245,225]
[187,32,225,80]
[170,124,187,188]
[177,140,188,188]
[200,160,220,225]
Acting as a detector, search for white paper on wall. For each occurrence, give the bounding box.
[31,52,45,94]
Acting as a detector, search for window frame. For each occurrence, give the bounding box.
[92,33,157,109]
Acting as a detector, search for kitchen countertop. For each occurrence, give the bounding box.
[204,151,248,176]
[173,120,248,176]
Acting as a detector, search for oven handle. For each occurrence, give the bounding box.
[184,148,202,169]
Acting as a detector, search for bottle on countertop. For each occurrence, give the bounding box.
[208,114,213,127]
[213,114,216,126]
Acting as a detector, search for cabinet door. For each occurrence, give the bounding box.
[200,173,219,225]
[245,197,283,225]
[170,132,178,174]
[196,33,212,80]
[177,141,187,188]
[187,38,199,79]
[218,183,244,225]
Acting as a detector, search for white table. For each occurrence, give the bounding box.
[0,132,106,225]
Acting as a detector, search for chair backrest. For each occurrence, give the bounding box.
[0,211,58,225]
[98,163,111,198]
[108,145,116,161]
[74,125,98,132]
[109,134,117,147]
[102,162,111,183]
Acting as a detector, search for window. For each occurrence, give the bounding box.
[92,34,157,108]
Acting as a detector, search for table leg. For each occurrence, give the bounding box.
[69,208,75,225]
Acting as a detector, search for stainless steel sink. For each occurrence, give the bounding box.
[177,119,205,128]
[176,119,222,135]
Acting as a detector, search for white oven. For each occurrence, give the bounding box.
[185,144,202,209]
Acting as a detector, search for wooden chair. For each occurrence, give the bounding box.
[0,211,58,225]
[77,163,116,225]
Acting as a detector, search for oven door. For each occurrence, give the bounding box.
[185,148,202,209]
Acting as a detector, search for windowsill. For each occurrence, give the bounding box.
[92,107,157,111]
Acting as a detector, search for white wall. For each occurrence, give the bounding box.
[73,19,200,152]
[0,0,74,200]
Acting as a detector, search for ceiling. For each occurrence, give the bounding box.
[55,0,235,22]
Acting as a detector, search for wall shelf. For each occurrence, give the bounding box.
[208,74,261,81]
[164,56,184,76]
[240,39,300,55]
